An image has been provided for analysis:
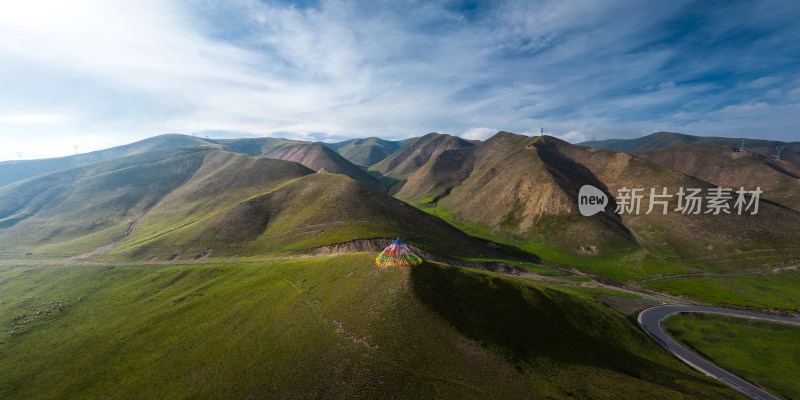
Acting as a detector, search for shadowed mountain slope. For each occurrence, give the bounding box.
[370,133,475,179]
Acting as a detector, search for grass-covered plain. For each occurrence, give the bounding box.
[663,312,800,400]
[0,254,736,399]
[646,271,800,313]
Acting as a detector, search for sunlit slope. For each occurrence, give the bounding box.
[112,172,497,261]
[634,143,800,211]
[0,134,210,187]
[0,146,245,257]
[0,255,737,399]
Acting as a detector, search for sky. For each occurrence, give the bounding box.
[1,0,799,161]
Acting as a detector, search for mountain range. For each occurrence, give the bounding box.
[2,130,798,276]
[2,129,799,399]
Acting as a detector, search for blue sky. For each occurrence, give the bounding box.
[1,0,799,160]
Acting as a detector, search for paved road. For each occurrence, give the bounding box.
[638,304,800,400]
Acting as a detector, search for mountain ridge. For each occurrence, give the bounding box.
[580,131,800,162]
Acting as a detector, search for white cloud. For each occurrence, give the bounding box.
[461,127,498,140]
[1,0,799,161]
[740,76,782,89]
[0,113,71,124]
[553,130,588,143]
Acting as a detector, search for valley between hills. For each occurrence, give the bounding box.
[1,130,799,399]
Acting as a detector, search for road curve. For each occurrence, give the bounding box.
[638,304,800,400]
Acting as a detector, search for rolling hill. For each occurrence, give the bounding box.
[0,146,499,261]
[0,134,210,187]
[395,131,800,276]
[634,143,800,211]
[322,137,414,167]
[0,134,383,190]
[370,132,475,179]
[207,137,380,187]
[581,131,800,162]
[397,132,637,260]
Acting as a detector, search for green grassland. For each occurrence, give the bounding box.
[0,254,737,399]
[663,313,800,400]
[423,203,694,282]
[646,271,800,313]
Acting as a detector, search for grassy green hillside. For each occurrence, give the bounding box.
[645,271,800,313]
[0,134,210,187]
[0,255,738,399]
[323,137,408,167]
[109,172,502,261]
[664,313,800,400]
[0,146,237,258]
[581,131,800,162]
[634,143,800,211]
[0,146,504,262]
[371,132,475,179]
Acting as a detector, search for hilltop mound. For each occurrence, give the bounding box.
[114,172,498,261]
[370,133,475,179]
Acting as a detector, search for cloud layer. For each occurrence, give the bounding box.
[1,0,799,160]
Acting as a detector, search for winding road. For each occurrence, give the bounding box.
[638,304,800,400]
